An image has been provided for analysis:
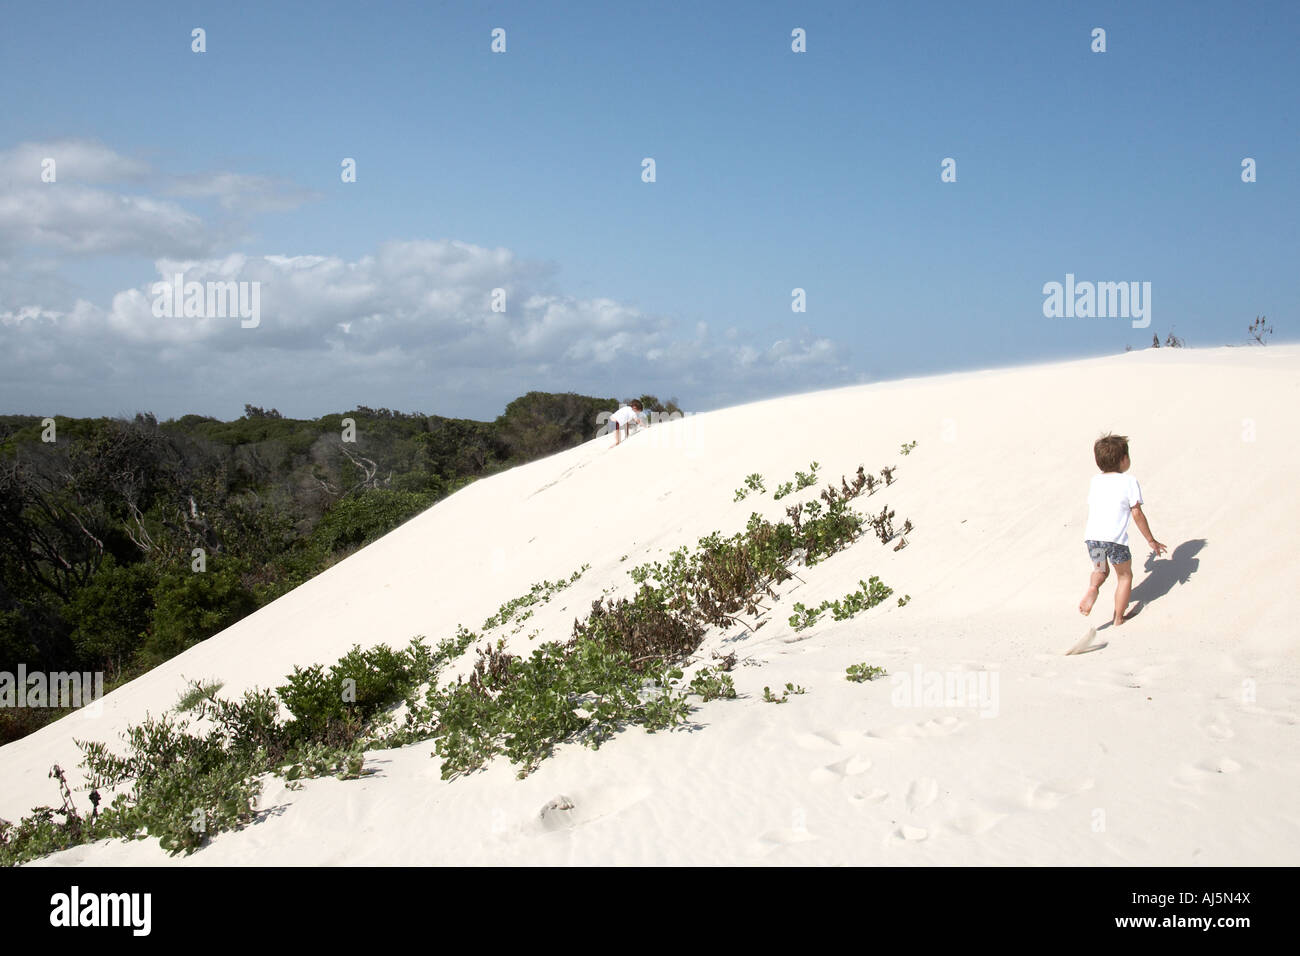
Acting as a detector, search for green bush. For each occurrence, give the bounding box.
[0,637,442,865]
[141,558,257,666]
[572,585,704,671]
[68,556,157,670]
[277,642,424,741]
[310,489,436,553]
[688,667,737,701]
[429,636,691,780]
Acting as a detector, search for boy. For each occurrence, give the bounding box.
[1079,433,1167,626]
[609,400,644,446]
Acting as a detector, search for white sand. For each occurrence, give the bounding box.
[6,344,1299,865]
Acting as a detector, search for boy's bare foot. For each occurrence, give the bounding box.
[1079,586,1099,615]
[1113,608,1129,626]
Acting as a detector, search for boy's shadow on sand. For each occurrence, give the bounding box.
[1094,538,1205,633]
[1130,538,1205,606]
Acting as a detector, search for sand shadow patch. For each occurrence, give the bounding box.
[1129,538,1205,608]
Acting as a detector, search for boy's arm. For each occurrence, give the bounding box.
[1130,504,1167,556]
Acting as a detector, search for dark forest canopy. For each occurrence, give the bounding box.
[0,391,682,744]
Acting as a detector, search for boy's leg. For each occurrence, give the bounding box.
[1080,543,1109,614]
[1111,559,1133,625]
[1080,566,1108,614]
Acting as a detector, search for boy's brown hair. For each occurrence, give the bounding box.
[630,400,643,411]
[1094,433,1129,472]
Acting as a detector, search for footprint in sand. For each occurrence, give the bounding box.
[752,827,820,857]
[1113,660,1176,689]
[793,729,862,751]
[1172,757,1243,787]
[1025,777,1095,810]
[891,824,929,842]
[809,755,872,784]
[866,715,964,739]
[848,787,889,806]
[906,777,940,811]
[1201,711,1234,741]
[942,807,1008,836]
[1198,756,1243,774]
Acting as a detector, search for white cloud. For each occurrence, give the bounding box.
[0,139,151,184]
[0,140,853,416]
[0,239,854,417]
[0,139,318,259]
[165,171,320,214]
[0,184,210,256]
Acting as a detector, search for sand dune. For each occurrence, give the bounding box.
[6,344,1299,865]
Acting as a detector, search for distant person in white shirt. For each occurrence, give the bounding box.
[1079,433,1167,626]
[609,400,644,446]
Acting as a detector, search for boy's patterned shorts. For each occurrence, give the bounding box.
[1085,540,1131,568]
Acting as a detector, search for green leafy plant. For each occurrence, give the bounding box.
[846,663,887,683]
[174,678,224,713]
[733,473,766,501]
[277,641,425,742]
[772,462,820,501]
[900,441,917,455]
[795,462,820,491]
[789,577,895,631]
[142,558,258,666]
[763,682,805,704]
[481,565,589,632]
[788,602,820,631]
[0,765,138,866]
[688,667,737,701]
[428,634,692,780]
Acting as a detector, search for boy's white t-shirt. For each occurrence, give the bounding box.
[610,406,638,428]
[1084,472,1144,545]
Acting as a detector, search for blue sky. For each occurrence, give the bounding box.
[1,0,1295,420]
